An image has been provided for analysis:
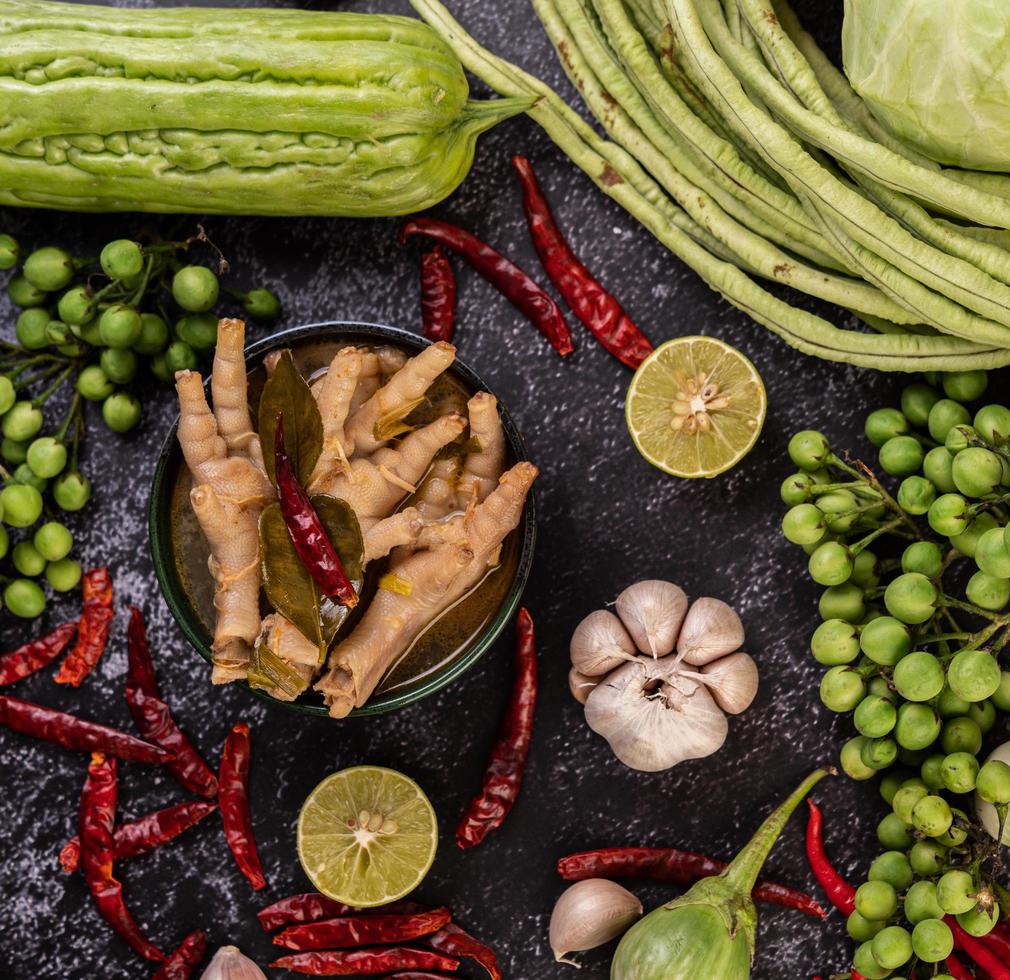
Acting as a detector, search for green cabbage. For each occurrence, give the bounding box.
[843,0,1010,171]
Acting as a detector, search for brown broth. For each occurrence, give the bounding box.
[169,336,520,701]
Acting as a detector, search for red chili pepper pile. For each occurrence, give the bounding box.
[274,415,358,607]
[558,846,824,919]
[259,893,501,979]
[456,607,538,849]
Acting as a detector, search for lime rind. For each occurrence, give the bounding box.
[625,336,767,478]
[297,765,438,907]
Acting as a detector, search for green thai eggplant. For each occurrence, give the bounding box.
[0,1,533,216]
[611,768,830,979]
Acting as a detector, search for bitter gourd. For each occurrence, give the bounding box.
[0,1,533,215]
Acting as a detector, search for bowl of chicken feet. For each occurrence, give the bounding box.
[149,319,537,717]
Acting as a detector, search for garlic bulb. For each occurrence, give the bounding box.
[570,609,638,676]
[700,652,759,715]
[200,946,267,980]
[676,597,745,666]
[615,580,687,657]
[550,879,643,965]
[585,657,729,771]
[569,666,599,705]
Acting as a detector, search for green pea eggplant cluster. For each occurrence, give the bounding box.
[0,1,532,216]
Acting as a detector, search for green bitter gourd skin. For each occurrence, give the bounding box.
[0,1,533,216]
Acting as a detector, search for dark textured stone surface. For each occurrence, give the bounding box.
[0,1,957,978]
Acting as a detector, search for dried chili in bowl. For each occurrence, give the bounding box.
[456,608,537,849]
[0,621,76,686]
[60,798,218,873]
[512,154,653,369]
[55,566,114,687]
[420,245,456,343]
[219,721,266,890]
[78,753,165,962]
[0,694,172,763]
[125,606,217,798]
[400,218,574,356]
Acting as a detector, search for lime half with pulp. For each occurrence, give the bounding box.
[625,336,766,478]
[297,766,438,907]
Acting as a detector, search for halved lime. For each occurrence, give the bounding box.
[297,766,438,907]
[626,336,766,478]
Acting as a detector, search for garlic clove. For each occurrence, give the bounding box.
[570,609,638,676]
[585,656,729,772]
[550,879,643,964]
[700,651,759,715]
[569,665,600,705]
[200,946,267,980]
[614,580,688,658]
[676,596,745,666]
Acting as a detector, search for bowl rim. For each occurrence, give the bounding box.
[148,319,537,718]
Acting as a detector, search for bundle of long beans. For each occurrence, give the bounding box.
[409,0,1010,372]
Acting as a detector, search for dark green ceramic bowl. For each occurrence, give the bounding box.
[149,321,536,717]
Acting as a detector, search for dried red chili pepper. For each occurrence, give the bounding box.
[400,219,574,356]
[982,924,1010,964]
[126,607,217,798]
[0,694,172,763]
[269,947,459,975]
[60,798,218,873]
[219,721,266,890]
[79,753,165,962]
[152,929,207,980]
[456,608,537,849]
[384,975,457,979]
[421,246,456,343]
[274,417,357,607]
[274,907,451,951]
[424,923,501,980]
[512,155,653,369]
[0,621,76,686]
[55,566,114,687]
[805,799,856,916]
[258,893,355,932]
[557,846,824,919]
[950,918,1010,979]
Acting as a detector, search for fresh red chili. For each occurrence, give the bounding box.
[258,893,356,932]
[152,929,207,980]
[0,621,76,686]
[60,799,218,873]
[219,721,266,890]
[55,566,114,687]
[945,953,976,980]
[557,846,825,919]
[399,219,574,356]
[126,606,217,798]
[0,694,172,763]
[275,416,357,607]
[424,923,501,980]
[79,753,165,962]
[512,155,653,369]
[274,908,451,951]
[269,947,459,975]
[949,918,1010,979]
[456,608,537,849]
[805,799,856,916]
[420,245,456,343]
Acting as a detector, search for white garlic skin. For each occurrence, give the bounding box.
[569,666,600,705]
[676,597,745,665]
[585,656,728,772]
[570,609,638,676]
[614,580,688,657]
[549,879,643,963]
[200,946,267,980]
[700,651,759,715]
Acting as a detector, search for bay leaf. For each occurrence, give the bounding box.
[257,348,323,487]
